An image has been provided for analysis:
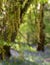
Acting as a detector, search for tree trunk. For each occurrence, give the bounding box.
[0,0,20,59]
[3,45,11,58]
[37,4,45,51]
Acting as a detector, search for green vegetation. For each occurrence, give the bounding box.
[0,0,50,65]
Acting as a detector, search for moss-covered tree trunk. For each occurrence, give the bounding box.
[0,0,20,59]
[37,4,45,51]
[11,5,20,42]
[3,1,20,42]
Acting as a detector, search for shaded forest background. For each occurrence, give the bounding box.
[0,0,50,60]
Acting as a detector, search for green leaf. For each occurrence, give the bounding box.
[39,0,48,4]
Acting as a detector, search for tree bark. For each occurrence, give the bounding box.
[37,4,45,51]
[0,0,20,59]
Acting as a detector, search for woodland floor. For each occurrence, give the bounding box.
[0,44,50,65]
